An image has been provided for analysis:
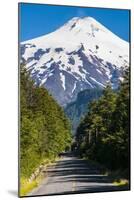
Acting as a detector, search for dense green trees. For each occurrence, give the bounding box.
[76,68,130,171]
[20,65,72,178]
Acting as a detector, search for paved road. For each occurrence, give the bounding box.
[28,153,129,196]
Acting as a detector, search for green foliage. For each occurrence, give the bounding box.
[76,68,130,171]
[20,65,72,178]
[20,177,39,196]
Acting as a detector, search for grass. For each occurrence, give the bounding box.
[108,169,129,187]
[20,177,40,196]
[20,156,60,196]
[113,179,128,186]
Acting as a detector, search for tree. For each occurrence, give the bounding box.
[76,69,130,171]
[20,65,72,177]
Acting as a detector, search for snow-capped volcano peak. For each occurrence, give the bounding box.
[21,16,129,106]
[61,16,106,32]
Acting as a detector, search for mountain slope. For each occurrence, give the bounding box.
[20,17,129,106]
[65,88,103,133]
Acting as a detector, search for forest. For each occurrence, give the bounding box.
[76,67,130,174]
[20,65,72,180]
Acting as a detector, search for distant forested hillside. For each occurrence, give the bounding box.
[65,88,103,133]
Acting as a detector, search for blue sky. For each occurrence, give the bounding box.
[19,3,130,42]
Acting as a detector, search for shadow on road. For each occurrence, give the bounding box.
[43,152,129,195]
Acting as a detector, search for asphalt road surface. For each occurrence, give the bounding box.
[28,153,129,196]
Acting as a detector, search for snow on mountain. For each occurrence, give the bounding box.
[20,17,129,106]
